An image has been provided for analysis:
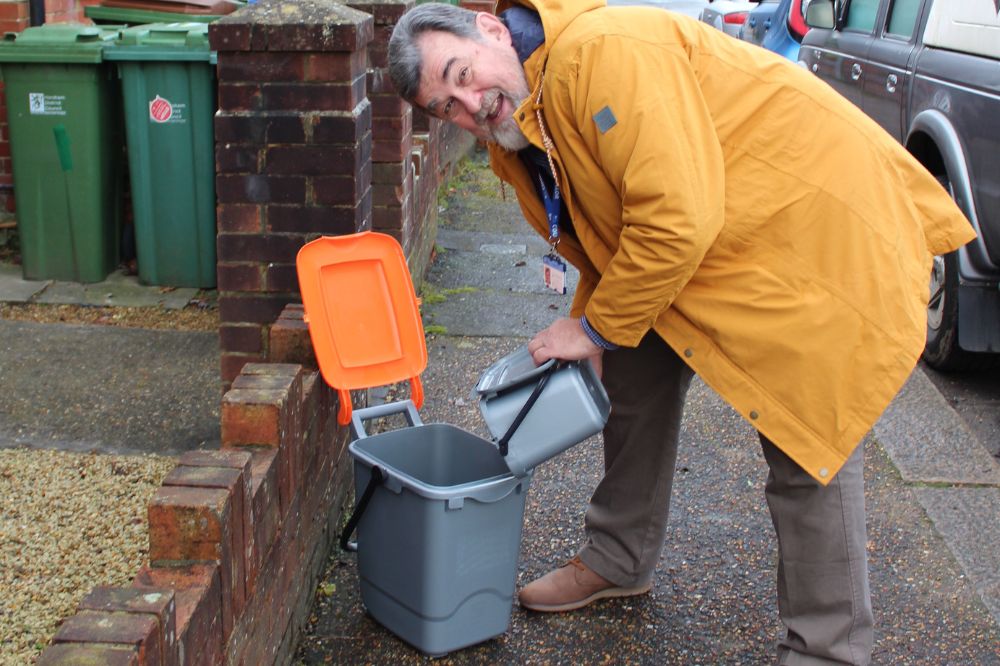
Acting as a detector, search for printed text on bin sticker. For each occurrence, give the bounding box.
[29,93,67,116]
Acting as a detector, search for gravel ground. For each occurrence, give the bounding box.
[0,300,215,664]
[0,448,174,665]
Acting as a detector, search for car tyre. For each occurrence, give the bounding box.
[923,249,969,371]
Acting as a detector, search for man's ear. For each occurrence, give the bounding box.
[475,12,510,44]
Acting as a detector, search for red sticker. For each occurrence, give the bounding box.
[149,95,173,123]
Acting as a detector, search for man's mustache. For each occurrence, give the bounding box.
[475,89,503,125]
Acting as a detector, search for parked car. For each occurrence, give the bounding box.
[700,1,757,38]
[800,0,1000,370]
[738,0,809,60]
[607,0,711,19]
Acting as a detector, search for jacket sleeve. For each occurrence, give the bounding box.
[547,35,726,347]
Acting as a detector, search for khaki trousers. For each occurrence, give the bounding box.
[578,333,874,665]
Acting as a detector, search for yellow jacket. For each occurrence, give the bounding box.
[489,0,975,483]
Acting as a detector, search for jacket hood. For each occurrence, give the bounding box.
[496,0,606,58]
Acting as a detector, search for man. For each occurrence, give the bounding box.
[388,2,974,664]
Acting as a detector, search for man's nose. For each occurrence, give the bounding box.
[453,88,482,116]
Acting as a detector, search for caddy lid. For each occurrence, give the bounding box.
[296,232,427,425]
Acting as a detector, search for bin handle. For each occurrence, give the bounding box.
[339,464,384,552]
[496,362,560,457]
[350,399,423,440]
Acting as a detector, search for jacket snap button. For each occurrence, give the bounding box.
[684,348,693,358]
[749,410,759,420]
[519,112,525,120]
[819,467,829,478]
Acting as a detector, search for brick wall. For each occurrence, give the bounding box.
[37,307,355,665]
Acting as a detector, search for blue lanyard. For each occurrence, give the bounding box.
[536,172,561,244]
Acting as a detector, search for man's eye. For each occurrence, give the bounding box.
[459,67,469,83]
[443,100,454,118]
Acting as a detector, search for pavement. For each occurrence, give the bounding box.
[1,148,999,664]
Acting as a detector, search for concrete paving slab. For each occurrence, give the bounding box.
[0,262,49,303]
[0,319,220,456]
[913,487,1000,625]
[34,270,199,310]
[426,244,580,295]
[874,369,1000,485]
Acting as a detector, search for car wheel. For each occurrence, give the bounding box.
[922,175,983,371]
[923,248,968,371]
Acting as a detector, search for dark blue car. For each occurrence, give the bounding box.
[738,0,809,60]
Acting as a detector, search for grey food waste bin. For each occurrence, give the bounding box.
[296,232,610,656]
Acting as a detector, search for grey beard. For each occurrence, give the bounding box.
[476,89,531,152]
[489,116,530,152]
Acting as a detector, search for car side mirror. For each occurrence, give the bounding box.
[804,0,835,29]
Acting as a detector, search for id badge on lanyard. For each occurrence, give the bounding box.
[537,172,567,295]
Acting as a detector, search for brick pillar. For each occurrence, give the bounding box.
[347,1,414,254]
[209,0,374,385]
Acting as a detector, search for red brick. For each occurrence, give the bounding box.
[248,449,279,590]
[133,564,223,666]
[372,109,412,141]
[221,389,284,447]
[373,134,413,163]
[262,144,362,177]
[371,160,408,185]
[215,112,307,144]
[216,51,306,82]
[370,91,409,117]
[268,316,315,368]
[265,203,368,235]
[217,232,305,264]
[37,644,139,665]
[347,0,412,25]
[264,262,298,294]
[217,82,262,112]
[216,174,306,204]
[310,102,371,144]
[257,79,365,113]
[217,262,263,292]
[216,143,261,174]
[53,611,160,666]
[221,353,263,385]
[0,3,28,21]
[220,323,264,355]
[313,159,371,206]
[219,294,292,325]
[304,50,367,82]
[209,21,252,51]
[147,485,236,642]
[78,587,178,666]
[260,12,373,53]
[0,18,29,33]
[217,203,262,233]
[162,465,250,624]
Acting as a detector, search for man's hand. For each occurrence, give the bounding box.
[527,318,604,378]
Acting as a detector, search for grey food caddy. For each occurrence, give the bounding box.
[297,232,611,657]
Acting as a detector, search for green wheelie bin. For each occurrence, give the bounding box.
[0,24,124,283]
[104,23,217,288]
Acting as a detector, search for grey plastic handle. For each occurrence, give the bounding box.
[350,400,424,440]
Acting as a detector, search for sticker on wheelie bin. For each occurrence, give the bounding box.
[149,95,187,124]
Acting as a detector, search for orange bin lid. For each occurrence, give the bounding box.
[296,232,427,424]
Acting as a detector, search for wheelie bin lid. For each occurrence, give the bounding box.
[0,23,121,64]
[103,22,215,63]
[296,232,428,424]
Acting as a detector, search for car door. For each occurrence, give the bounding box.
[860,0,927,141]
[805,0,881,106]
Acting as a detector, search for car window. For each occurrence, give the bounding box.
[844,0,880,32]
[886,0,921,38]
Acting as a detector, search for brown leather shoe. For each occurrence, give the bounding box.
[518,556,651,612]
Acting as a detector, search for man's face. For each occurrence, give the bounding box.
[413,14,531,151]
